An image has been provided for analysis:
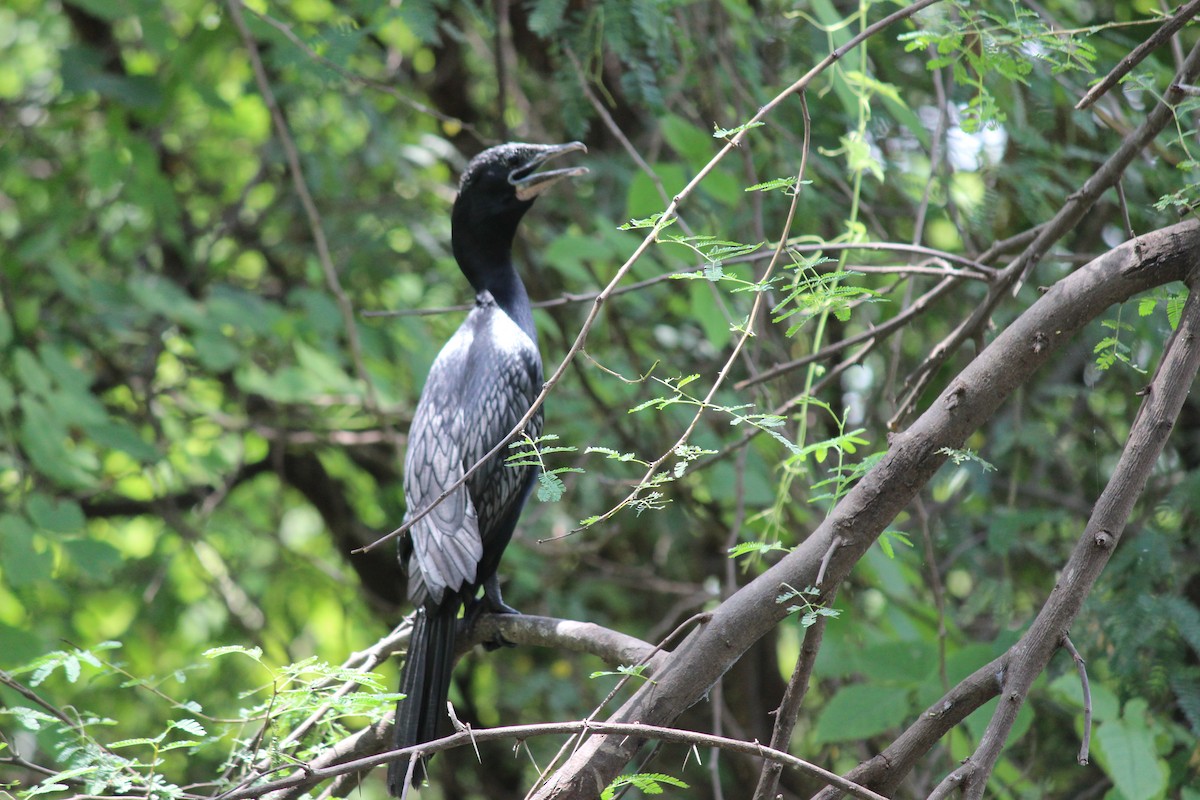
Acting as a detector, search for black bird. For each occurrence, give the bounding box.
[388,142,587,793]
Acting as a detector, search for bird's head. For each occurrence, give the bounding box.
[452,142,587,264]
[461,140,588,203]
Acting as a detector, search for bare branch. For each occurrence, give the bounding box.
[1076,0,1200,110]
[1061,635,1093,765]
[231,719,894,800]
[753,590,837,800]
[894,36,1200,425]
[809,656,1007,800]
[930,277,1200,800]
[225,0,397,456]
[529,220,1200,800]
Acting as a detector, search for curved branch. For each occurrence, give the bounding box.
[528,219,1200,800]
[931,270,1200,800]
[1076,0,1200,110]
[467,614,656,667]
[893,36,1200,425]
[229,614,652,798]
[234,719,892,800]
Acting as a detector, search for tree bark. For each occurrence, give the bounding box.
[529,219,1200,799]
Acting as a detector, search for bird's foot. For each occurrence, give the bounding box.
[482,573,520,615]
[465,576,520,650]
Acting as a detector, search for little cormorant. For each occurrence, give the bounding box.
[387,142,587,794]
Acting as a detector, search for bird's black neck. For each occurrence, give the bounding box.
[452,212,537,341]
[473,261,536,341]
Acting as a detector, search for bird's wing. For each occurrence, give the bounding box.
[460,307,543,543]
[404,328,485,606]
[402,303,542,604]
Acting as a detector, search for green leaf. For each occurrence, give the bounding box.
[18,396,97,489]
[601,773,688,800]
[62,539,125,581]
[1093,700,1168,800]
[13,347,53,396]
[590,664,650,681]
[204,645,264,662]
[63,653,81,683]
[85,419,160,462]
[0,374,15,413]
[585,446,642,463]
[294,342,358,393]
[110,737,159,749]
[813,683,909,743]
[536,472,566,502]
[0,514,53,587]
[840,133,884,182]
[4,706,57,731]
[527,0,569,35]
[878,529,914,559]
[619,210,678,232]
[728,541,788,559]
[713,120,764,138]
[128,273,203,327]
[172,718,207,737]
[745,176,801,193]
[624,165,685,226]
[193,329,243,372]
[24,766,99,796]
[25,493,86,534]
[1168,290,1187,329]
[661,114,713,166]
[160,739,203,751]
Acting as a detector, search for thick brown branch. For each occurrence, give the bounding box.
[529,220,1200,800]
[931,271,1200,800]
[893,37,1200,425]
[467,614,656,667]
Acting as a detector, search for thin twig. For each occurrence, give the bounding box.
[1061,635,1092,765]
[225,0,397,458]
[523,613,709,800]
[244,6,489,145]
[271,619,412,752]
[1076,0,1200,110]
[220,719,893,800]
[751,589,838,800]
[360,243,986,319]
[577,92,813,530]
[814,535,842,587]
[737,276,958,391]
[0,669,79,730]
[564,46,673,211]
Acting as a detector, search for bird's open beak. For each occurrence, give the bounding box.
[509,142,589,201]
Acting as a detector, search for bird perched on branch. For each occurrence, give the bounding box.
[387,142,587,794]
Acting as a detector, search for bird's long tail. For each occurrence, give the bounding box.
[388,605,457,794]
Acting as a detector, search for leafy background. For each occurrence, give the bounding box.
[2,0,1199,798]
